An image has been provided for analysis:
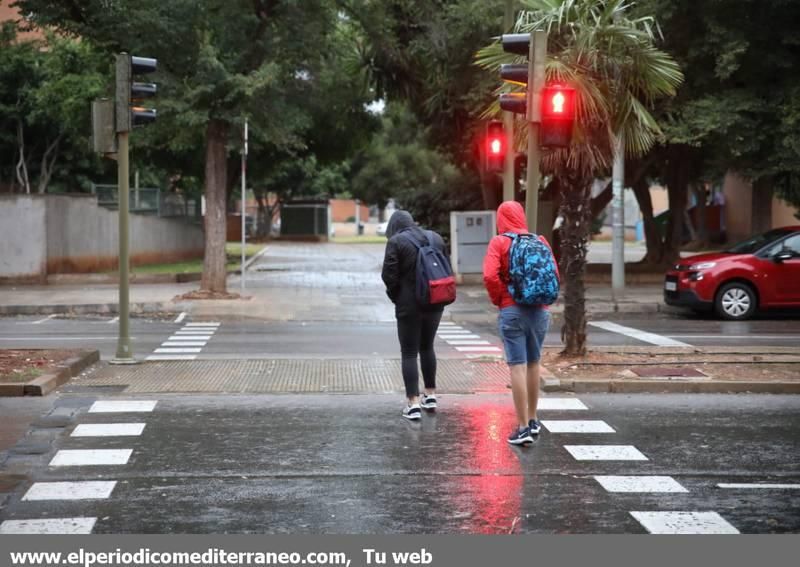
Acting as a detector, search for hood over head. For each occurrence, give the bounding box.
[386,210,417,238]
[497,201,529,234]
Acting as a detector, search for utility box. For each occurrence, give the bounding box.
[450,210,497,282]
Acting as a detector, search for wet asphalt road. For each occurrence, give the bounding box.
[1,393,798,534]
[0,313,798,361]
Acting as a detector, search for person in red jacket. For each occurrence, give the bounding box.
[483,201,558,445]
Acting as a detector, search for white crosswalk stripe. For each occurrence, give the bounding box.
[72,423,145,437]
[23,481,117,501]
[595,476,688,493]
[564,445,648,461]
[89,401,156,413]
[542,420,615,433]
[148,321,220,361]
[0,517,97,534]
[50,449,132,467]
[630,511,739,534]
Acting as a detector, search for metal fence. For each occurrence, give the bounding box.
[90,184,201,219]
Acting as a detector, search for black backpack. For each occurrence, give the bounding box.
[401,231,457,306]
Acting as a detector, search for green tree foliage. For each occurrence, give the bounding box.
[0,23,107,194]
[13,0,356,293]
[637,0,800,245]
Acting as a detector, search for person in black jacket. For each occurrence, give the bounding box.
[381,210,448,420]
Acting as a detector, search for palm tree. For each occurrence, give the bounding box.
[476,0,683,356]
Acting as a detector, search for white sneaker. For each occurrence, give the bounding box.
[402,404,422,420]
[419,393,437,410]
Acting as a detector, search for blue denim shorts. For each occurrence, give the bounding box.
[498,305,551,365]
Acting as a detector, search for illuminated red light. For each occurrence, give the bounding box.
[551,91,565,113]
[489,138,503,155]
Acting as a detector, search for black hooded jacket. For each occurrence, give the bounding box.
[381,210,448,318]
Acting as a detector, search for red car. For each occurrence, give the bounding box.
[664,226,800,320]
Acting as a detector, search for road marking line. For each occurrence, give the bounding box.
[595,476,688,493]
[439,326,464,330]
[146,354,197,361]
[0,337,118,341]
[455,346,503,352]
[445,340,492,346]
[717,483,800,489]
[630,511,739,534]
[174,329,215,333]
[162,341,207,347]
[50,449,132,467]
[542,420,615,433]
[564,445,648,461]
[439,322,457,326]
[538,398,588,410]
[89,401,157,413]
[439,334,481,340]
[154,348,202,354]
[174,312,187,323]
[185,322,220,327]
[107,316,119,324]
[0,518,96,534]
[173,332,215,337]
[436,330,472,334]
[32,314,56,324]
[666,334,800,340]
[23,481,117,501]
[589,321,692,347]
[72,423,145,437]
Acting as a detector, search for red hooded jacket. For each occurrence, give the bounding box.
[482,201,559,309]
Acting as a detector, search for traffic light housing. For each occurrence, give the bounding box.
[540,84,575,148]
[485,120,506,173]
[499,34,531,116]
[116,53,157,132]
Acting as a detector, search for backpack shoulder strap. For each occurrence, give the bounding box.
[399,231,422,250]
[502,232,517,240]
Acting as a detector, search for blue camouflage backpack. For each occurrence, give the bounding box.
[503,232,559,305]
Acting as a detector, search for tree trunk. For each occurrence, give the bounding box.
[15,120,31,194]
[691,183,709,245]
[558,172,593,357]
[37,135,62,194]
[201,119,230,293]
[663,145,689,263]
[631,176,663,264]
[751,177,773,234]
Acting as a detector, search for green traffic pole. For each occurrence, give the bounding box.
[111,130,135,364]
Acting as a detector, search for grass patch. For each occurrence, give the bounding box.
[132,242,265,274]
[332,235,387,244]
[0,367,43,383]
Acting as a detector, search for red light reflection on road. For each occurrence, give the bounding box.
[460,402,523,533]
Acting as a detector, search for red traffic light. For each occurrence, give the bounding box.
[485,120,505,173]
[541,85,575,120]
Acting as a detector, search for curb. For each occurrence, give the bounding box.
[0,350,100,397]
[0,302,179,317]
[539,365,800,394]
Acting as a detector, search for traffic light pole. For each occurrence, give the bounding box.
[611,135,625,298]
[112,130,135,364]
[111,53,135,364]
[525,31,547,233]
[502,0,515,202]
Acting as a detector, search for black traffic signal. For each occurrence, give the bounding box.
[485,120,506,173]
[499,34,531,115]
[540,84,576,147]
[116,54,157,132]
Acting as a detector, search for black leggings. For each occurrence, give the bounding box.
[396,310,442,398]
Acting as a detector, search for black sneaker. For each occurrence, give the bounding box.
[402,404,422,420]
[528,419,542,435]
[420,394,437,410]
[507,427,534,445]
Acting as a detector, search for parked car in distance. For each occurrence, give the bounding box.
[376,221,388,237]
[664,226,800,320]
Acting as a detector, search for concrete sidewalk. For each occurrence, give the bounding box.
[0,281,671,321]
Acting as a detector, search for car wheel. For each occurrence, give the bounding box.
[715,282,757,320]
